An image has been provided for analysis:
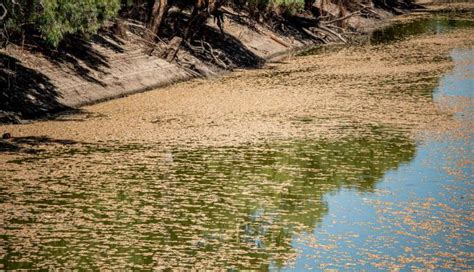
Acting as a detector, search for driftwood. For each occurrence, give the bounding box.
[320,4,381,25]
[312,4,381,44]
[307,25,347,44]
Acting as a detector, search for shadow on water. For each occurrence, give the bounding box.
[299,16,474,57]
[0,136,82,154]
[370,17,474,44]
[0,127,416,269]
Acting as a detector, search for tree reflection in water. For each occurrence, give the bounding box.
[0,127,415,269]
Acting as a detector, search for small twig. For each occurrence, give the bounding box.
[318,15,332,20]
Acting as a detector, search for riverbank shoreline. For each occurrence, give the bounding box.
[0,14,472,149]
[0,3,397,123]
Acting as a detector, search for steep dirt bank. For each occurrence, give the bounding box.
[0,5,394,123]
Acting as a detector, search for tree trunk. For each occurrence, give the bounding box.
[183,0,225,41]
[146,0,168,42]
[183,7,204,41]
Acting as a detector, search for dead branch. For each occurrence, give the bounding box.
[357,4,382,18]
[316,25,347,43]
[269,34,291,47]
[165,36,183,62]
[200,40,228,69]
[302,27,327,44]
[321,10,361,25]
[184,40,229,70]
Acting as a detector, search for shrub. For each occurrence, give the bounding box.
[4,0,121,46]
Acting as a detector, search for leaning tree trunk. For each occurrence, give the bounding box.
[183,0,226,41]
[146,0,168,42]
[182,0,207,41]
[162,0,226,61]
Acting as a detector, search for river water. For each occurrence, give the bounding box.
[0,13,473,270]
[284,47,474,270]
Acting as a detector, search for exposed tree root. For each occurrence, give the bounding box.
[183,39,231,69]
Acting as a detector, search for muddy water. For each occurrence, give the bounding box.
[1,14,473,270]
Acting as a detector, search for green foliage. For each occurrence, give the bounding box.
[5,0,121,46]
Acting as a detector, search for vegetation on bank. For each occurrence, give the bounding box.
[1,0,418,50]
[3,0,121,46]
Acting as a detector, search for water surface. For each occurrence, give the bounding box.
[0,15,473,270]
[370,17,474,44]
[284,48,474,270]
